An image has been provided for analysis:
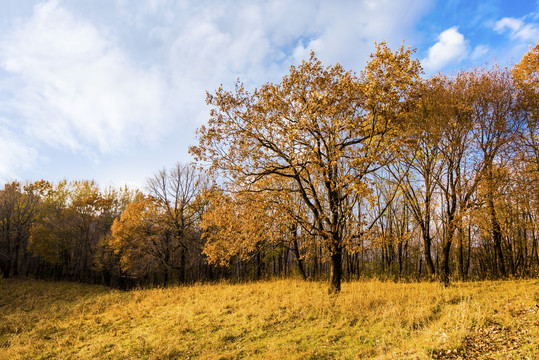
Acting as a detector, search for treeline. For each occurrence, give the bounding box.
[1,43,538,290]
[0,167,222,289]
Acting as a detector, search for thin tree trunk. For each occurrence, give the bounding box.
[465,223,471,277]
[12,240,20,277]
[489,196,506,277]
[293,238,307,280]
[458,225,464,281]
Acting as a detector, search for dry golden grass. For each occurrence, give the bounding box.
[0,278,537,359]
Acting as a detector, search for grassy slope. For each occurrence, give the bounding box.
[0,278,537,359]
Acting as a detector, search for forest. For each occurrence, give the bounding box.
[1,43,538,293]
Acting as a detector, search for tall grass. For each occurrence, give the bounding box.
[1,278,537,359]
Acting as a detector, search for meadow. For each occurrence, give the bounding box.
[0,278,537,359]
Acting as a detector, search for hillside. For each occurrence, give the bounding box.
[0,278,538,359]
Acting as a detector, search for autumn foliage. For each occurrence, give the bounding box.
[191,44,422,292]
[1,43,538,291]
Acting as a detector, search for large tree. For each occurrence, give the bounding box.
[470,67,518,278]
[399,78,446,277]
[433,73,479,284]
[110,163,204,284]
[191,44,421,293]
[511,44,539,273]
[146,163,205,283]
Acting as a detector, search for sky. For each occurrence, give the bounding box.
[0,0,538,189]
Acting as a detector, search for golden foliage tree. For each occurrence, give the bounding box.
[470,66,518,278]
[399,77,446,277]
[109,196,163,279]
[191,44,421,293]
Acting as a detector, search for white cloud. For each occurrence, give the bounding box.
[422,27,468,72]
[116,0,432,129]
[153,0,431,116]
[0,0,433,183]
[162,0,318,92]
[287,0,432,69]
[494,17,523,33]
[494,17,539,42]
[0,0,168,158]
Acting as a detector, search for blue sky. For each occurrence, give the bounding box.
[1,0,537,188]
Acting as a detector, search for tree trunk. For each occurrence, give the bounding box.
[12,241,20,277]
[465,223,471,277]
[292,238,307,280]
[1,260,10,278]
[489,196,506,278]
[398,241,403,277]
[458,225,465,281]
[329,246,342,294]
[533,235,539,268]
[485,164,506,278]
[441,209,454,286]
[163,269,169,286]
[423,231,436,276]
[423,178,436,276]
[256,251,262,280]
[441,239,452,285]
[179,249,186,283]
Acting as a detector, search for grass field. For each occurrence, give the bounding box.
[0,278,538,359]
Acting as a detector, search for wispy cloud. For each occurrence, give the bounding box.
[494,17,539,42]
[422,27,468,72]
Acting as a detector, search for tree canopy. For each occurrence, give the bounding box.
[191,43,422,292]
